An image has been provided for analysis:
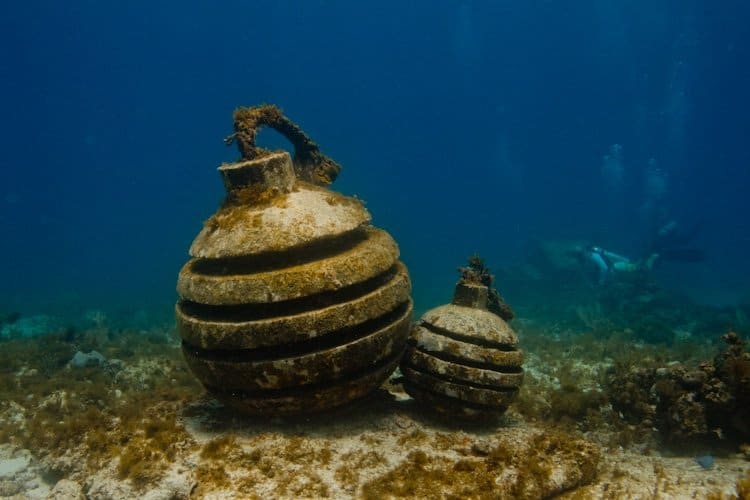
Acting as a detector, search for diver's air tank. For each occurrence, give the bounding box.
[176,105,412,415]
[400,257,523,417]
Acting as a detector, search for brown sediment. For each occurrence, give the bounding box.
[360,430,600,500]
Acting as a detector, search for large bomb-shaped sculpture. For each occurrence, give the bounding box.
[177,105,412,415]
[401,256,523,417]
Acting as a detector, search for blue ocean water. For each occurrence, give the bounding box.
[1,0,749,322]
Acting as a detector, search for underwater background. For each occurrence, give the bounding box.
[3,2,750,498]
[2,0,749,325]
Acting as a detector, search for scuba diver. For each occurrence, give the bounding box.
[581,245,658,284]
[581,220,705,284]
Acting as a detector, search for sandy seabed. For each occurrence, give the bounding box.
[0,320,748,499]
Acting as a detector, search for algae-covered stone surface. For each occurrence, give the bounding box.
[180,398,599,499]
[0,317,748,498]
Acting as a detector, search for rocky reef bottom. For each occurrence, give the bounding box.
[0,316,748,499]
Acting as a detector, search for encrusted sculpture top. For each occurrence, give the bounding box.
[224,104,341,186]
[455,255,514,321]
[189,105,368,259]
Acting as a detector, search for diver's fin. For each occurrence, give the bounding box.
[659,248,706,263]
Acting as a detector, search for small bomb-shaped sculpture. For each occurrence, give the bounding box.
[176,105,412,415]
[401,256,523,417]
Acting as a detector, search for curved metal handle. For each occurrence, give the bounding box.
[225,104,341,186]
